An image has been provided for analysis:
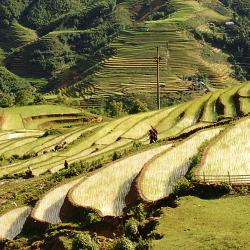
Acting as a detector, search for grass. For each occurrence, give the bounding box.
[0,105,82,130]
[152,195,250,250]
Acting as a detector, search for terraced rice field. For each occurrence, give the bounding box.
[196,117,250,183]
[0,21,37,50]
[0,206,31,240]
[76,0,235,100]
[216,85,242,118]
[136,127,223,202]
[0,83,249,241]
[31,178,83,224]
[0,105,82,130]
[238,82,250,97]
[67,145,171,217]
[0,84,249,178]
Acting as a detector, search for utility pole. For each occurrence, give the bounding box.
[154,46,162,110]
[154,43,170,110]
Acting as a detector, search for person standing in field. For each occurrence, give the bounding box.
[149,126,158,144]
[64,160,69,169]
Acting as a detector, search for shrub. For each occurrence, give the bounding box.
[0,67,36,107]
[22,151,37,160]
[128,204,146,222]
[72,232,99,250]
[0,92,15,107]
[174,178,193,196]
[129,99,148,114]
[112,151,122,161]
[112,236,135,250]
[124,218,139,240]
[139,218,159,239]
[193,183,232,198]
[135,238,150,250]
[107,100,127,117]
[233,186,249,195]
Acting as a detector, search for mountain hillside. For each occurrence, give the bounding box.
[0,0,249,108]
[0,83,249,249]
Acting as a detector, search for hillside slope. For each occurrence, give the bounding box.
[0,0,247,108]
[0,84,249,248]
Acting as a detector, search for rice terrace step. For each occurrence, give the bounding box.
[0,0,249,248]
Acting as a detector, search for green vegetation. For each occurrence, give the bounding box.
[0,104,85,130]
[0,87,249,248]
[152,196,250,250]
[0,1,249,249]
[0,0,247,107]
[196,0,250,80]
[72,231,99,250]
[0,83,248,178]
[0,67,37,107]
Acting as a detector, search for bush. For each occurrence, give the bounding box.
[129,99,148,114]
[72,232,99,250]
[22,151,37,159]
[0,67,36,107]
[112,236,135,250]
[124,218,139,240]
[128,204,146,222]
[174,178,193,196]
[193,182,232,199]
[112,151,122,161]
[135,238,150,250]
[139,218,159,239]
[0,92,15,107]
[107,100,127,117]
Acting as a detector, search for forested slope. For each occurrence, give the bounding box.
[0,0,249,108]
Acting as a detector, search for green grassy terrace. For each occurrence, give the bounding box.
[152,195,250,250]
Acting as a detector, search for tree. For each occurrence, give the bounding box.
[15,88,34,106]
[113,5,132,30]
[0,92,14,107]
[129,99,148,114]
[107,100,127,117]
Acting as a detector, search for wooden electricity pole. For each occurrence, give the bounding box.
[155,46,161,110]
[154,43,170,110]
